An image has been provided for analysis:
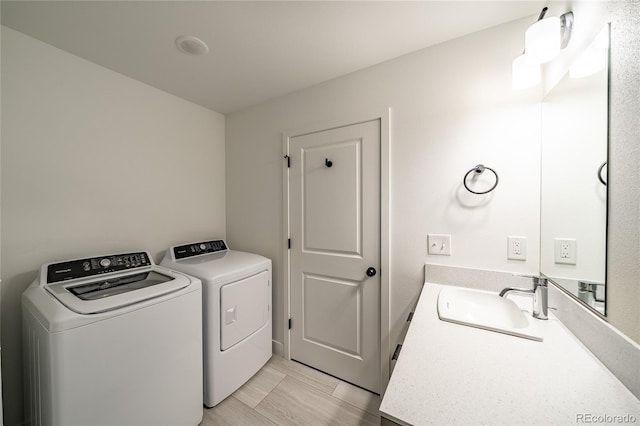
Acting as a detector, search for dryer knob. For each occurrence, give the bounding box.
[100,258,111,268]
[199,243,207,250]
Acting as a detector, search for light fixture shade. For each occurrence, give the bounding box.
[512,54,540,90]
[525,16,561,65]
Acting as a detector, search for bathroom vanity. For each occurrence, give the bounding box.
[379,282,640,425]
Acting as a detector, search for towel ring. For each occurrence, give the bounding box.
[598,161,607,186]
[463,164,499,195]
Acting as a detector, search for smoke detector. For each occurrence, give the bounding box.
[175,35,209,55]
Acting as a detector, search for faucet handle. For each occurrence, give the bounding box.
[512,274,548,287]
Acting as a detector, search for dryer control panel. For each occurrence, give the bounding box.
[47,252,151,284]
[173,240,228,260]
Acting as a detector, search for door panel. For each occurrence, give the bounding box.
[289,120,380,393]
[303,139,361,256]
[302,273,361,357]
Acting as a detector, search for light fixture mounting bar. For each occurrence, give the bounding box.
[537,7,548,21]
[560,11,574,49]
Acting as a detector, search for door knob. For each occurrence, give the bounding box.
[366,267,377,277]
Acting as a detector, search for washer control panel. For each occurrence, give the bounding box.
[47,252,151,284]
[173,240,228,260]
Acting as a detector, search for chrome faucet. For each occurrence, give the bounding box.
[499,276,548,320]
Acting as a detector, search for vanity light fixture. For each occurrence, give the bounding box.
[512,7,573,90]
[525,8,574,65]
[511,7,547,91]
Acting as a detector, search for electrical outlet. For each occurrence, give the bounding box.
[427,234,452,256]
[554,238,577,265]
[508,236,527,260]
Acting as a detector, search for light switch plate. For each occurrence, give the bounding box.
[428,234,452,256]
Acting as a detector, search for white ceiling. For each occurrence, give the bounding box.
[1,1,544,114]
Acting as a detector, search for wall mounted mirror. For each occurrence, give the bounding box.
[540,24,610,316]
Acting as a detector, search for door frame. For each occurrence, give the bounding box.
[281,108,391,393]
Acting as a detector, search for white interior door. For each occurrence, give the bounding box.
[289,120,381,393]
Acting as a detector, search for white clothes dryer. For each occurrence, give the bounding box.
[161,240,272,407]
[22,251,203,426]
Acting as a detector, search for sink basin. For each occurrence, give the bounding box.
[437,287,543,341]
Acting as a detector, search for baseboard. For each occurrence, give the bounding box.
[272,340,284,357]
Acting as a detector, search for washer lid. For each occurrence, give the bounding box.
[67,270,173,301]
[41,251,195,314]
[46,267,193,314]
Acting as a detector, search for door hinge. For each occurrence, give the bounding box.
[284,155,290,168]
[288,318,292,329]
[392,344,402,361]
[288,238,291,249]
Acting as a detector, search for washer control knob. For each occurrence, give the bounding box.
[200,243,207,250]
[100,258,111,268]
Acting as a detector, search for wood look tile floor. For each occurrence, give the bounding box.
[200,355,381,426]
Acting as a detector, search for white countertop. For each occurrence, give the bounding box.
[379,283,640,425]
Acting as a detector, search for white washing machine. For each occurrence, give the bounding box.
[161,239,271,407]
[22,251,203,426]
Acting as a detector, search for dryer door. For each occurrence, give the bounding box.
[220,270,270,351]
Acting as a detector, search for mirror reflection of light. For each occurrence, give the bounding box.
[512,54,541,90]
[570,26,609,79]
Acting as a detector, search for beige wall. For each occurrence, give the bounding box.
[542,1,640,345]
[226,17,542,360]
[1,26,226,425]
[0,10,4,426]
